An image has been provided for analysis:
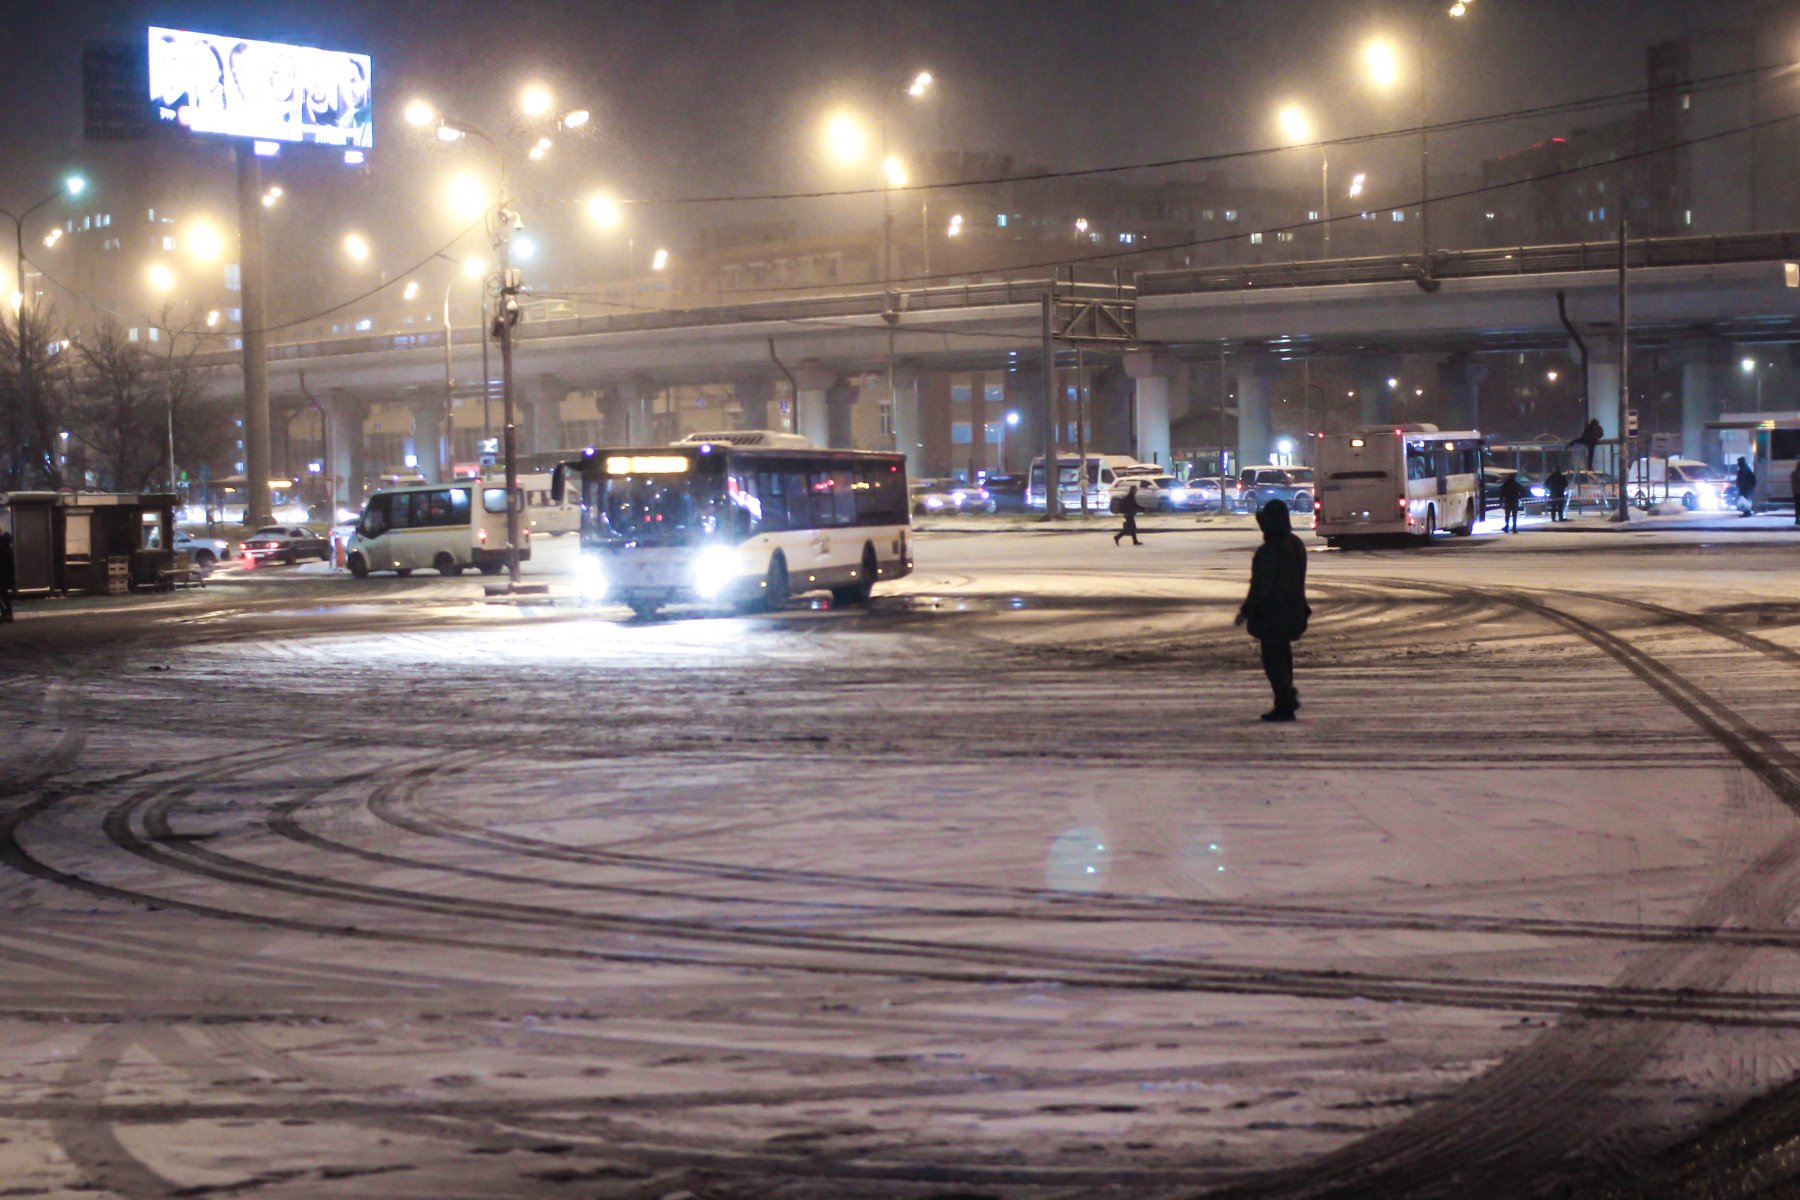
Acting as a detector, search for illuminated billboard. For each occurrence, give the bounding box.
[148,27,372,149]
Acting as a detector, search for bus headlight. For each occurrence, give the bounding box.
[692,545,738,599]
[575,555,608,602]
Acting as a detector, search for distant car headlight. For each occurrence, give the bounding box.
[1530,486,1546,497]
[924,497,944,510]
[274,505,310,523]
[1171,487,1188,502]
[575,554,608,602]
[692,545,738,599]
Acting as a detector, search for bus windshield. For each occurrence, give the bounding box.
[589,472,727,546]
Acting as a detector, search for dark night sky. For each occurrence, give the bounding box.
[1,0,1794,303]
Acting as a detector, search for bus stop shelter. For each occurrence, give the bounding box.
[0,492,178,597]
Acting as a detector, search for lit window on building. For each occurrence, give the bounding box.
[1684,209,1692,225]
[1224,210,1238,222]
[224,264,241,291]
[1391,211,1405,222]
[162,236,175,251]
[128,328,139,342]
[1307,210,1319,220]
[354,319,373,332]
[997,213,1007,227]
[1250,232,1263,244]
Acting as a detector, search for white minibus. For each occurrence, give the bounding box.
[345,481,529,577]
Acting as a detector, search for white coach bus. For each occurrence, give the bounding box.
[552,432,913,618]
[1313,424,1484,544]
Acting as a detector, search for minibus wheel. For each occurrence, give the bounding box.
[434,552,462,577]
[348,553,369,579]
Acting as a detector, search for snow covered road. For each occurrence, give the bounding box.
[2,525,1798,1197]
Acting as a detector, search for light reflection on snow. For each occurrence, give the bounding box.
[1045,825,1112,892]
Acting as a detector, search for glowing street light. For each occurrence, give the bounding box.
[511,234,537,262]
[585,192,623,230]
[404,98,437,127]
[651,247,669,271]
[907,70,933,98]
[205,309,221,328]
[183,219,225,262]
[823,111,869,164]
[446,171,492,222]
[560,108,591,130]
[343,232,371,263]
[881,155,907,188]
[461,255,486,281]
[1348,172,1367,198]
[146,261,177,293]
[1364,37,1402,90]
[1276,103,1314,145]
[947,212,963,237]
[1547,369,1559,383]
[261,185,283,208]
[402,280,420,301]
[521,84,554,118]
[41,228,62,248]
[1741,356,1757,373]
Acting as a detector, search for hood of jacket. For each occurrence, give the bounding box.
[1255,499,1292,540]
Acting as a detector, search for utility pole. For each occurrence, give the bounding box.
[13,217,29,488]
[1614,219,1630,522]
[495,189,523,586]
[236,147,273,528]
[1075,347,1089,515]
[1040,290,1059,520]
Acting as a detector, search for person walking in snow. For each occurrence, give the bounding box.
[1235,499,1310,722]
[1735,456,1757,517]
[1114,483,1143,546]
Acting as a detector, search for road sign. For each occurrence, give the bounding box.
[1626,409,1640,435]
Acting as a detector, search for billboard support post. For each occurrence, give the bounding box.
[236,146,273,530]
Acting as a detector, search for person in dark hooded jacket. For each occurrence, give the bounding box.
[1235,499,1310,721]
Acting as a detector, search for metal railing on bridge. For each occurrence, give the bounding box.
[211,229,1800,370]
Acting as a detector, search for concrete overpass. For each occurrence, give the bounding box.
[201,231,1800,498]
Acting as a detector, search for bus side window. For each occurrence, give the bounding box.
[756,471,787,532]
[830,469,857,526]
[388,492,416,529]
[786,471,812,528]
[448,487,471,525]
[1406,449,1434,481]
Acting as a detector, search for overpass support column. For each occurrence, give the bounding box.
[794,361,836,446]
[1439,353,1487,432]
[1678,345,1731,462]
[1125,350,1175,468]
[322,390,369,509]
[735,376,775,431]
[890,366,922,477]
[1586,336,1621,440]
[1234,358,1279,469]
[826,377,860,449]
[920,372,952,475]
[407,394,448,483]
[618,375,658,445]
[521,376,567,456]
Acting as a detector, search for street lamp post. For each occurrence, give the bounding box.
[3,175,85,489]
[1416,0,1472,278]
[408,91,586,591]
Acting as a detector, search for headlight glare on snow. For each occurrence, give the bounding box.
[575,554,608,602]
[692,545,738,599]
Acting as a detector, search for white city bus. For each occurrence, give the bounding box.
[1710,412,1800,509]
[553,433,913,618]
[1313,424,1484,544]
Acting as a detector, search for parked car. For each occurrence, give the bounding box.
[944,480,992,513]
[909,479,960,516]
[1108,473,1185,513]
[981,473,1030,513]
[1172,477,1225,512]
[240,526,332,565]
[173,530,230,569]
[1234,466,1316,513]
[1628,459,1727,511]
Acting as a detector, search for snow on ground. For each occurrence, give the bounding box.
[1,522,1799,1197]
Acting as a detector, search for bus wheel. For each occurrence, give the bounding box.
[435,553,463,577]
[1421,505,1437,542]
[1451,502,1475,536]
[479,562,501,576]
[348,553,369,579]
[761,553,790,612]
[1683,491,1699,512]
[832,547,878,606]
[628,598,660,619]
[394,568,412,578]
